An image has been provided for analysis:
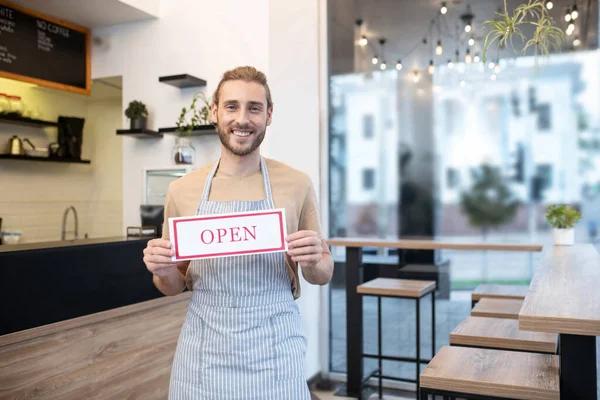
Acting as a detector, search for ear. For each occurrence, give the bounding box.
[210,102,218,124]
[266,106,273,126]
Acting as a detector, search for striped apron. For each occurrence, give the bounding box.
[168,156,310,400]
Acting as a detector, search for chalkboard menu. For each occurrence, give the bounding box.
[0,0,90,95]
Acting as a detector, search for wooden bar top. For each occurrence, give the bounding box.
[519,244,600,336]
[326,237,543,252]
[0,292,191,399]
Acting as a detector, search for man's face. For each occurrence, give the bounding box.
[211,80,272,157]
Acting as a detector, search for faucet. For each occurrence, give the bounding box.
[61,206,78,240]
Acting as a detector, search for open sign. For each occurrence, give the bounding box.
[169,209,288,261]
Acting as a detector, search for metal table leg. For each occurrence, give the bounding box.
[559,333,597,400]
[345,247,363,398]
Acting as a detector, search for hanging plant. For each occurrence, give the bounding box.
[482,0,564,63]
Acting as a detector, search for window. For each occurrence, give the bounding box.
[363,114,374,139]
[362,169,375,190]
[536,104,551,131]
[536,164,553,188]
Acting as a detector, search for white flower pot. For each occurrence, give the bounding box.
[553,228,574,246]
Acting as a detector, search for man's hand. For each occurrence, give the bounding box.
[143,238,177,277]
[286,230,323,269]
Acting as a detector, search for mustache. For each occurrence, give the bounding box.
[231,125,253,130]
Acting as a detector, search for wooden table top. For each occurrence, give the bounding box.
[519,244,600,336]
[326,237,543,252]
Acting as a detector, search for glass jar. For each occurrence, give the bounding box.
[7,95,23,116]
[0,94,9,115]
[172,137,195,165]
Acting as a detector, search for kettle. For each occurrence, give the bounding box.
[5,136,23,155]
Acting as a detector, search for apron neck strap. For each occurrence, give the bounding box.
[200,155,274,205]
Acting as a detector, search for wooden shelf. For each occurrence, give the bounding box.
[116,129,163,138]
[0,154,91,164]
[158,74,206,89]
[158,125,217,136]
[0,114,58,128]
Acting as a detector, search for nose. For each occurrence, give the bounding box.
[235,108,250,126]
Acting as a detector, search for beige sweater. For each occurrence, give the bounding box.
[161,157,330,299]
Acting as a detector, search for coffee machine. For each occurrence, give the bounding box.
[57,117,85,159]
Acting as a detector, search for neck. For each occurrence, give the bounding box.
[218,147,261,177]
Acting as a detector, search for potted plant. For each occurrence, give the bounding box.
[545,204,581,246]
[125,100,149,130]
[172,92,212,165]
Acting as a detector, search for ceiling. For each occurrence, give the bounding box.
[7,0,158,29]
[330,0,598,74]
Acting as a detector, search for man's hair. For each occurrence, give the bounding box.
[212,66,273,109]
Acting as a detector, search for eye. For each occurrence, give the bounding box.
[251,107,260,112]
[226,105,236,110]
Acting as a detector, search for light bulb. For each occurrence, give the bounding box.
[447,59,454,68]
[380,62,387,70]
[465,24,472,33]
[413,71,420,83]
[359,36,368,46]
[441,2,447,14]
[546,0,553,9]
[573,37,581,47]
[572,5,578,19]
[465,50,472,64]
[565,8,571,21]
[491,74,497,81]
[468,38,475,46]
[372,56,379,64]
[396,61,403,70]
[474,54,480,63]
[436,41,443,55]
[488,61,495,69]
[494,65,501,74]
[428,60,435,75]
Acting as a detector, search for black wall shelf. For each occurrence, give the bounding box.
[159,74,207,88]
[0,154,91,164]
[158,125,217,137]
[116,129,163,138]
[0,114,58,128]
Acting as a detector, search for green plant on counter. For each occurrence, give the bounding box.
[545,204,581,229]
[124,100,148,120]
[482,0,564,63]
[176,92,212,136]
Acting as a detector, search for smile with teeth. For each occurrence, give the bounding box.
[232,130,252,137]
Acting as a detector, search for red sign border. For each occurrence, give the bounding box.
[172,210,286,260]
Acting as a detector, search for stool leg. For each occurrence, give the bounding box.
[416,297,421,399]
[378,296,382,399]
[431,291,436,358]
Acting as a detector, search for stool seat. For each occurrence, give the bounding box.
[450,316,558,354]
[472,283,528,302]
[420,346,559,400]
[357,278,436,298]
[471,298,523,319]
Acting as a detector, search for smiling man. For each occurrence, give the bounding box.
[142,66,333,399]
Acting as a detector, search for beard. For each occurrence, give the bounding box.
[215,121,266,157]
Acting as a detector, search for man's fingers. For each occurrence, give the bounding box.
[151,246,175,257]
[287,236,320,249]
[288,245,321,256]
[291,254,320,264]
[149,238,172,249]
[286,230,317,242]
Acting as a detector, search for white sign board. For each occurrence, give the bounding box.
[169,209,288,261]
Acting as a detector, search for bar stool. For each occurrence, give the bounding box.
[357,277,436,399]
[471,283,528,307]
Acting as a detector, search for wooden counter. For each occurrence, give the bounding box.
[326,237,543,252]
[0,292,191,399]
[519,244,600,336]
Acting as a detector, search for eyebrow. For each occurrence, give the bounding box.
[222,100,265,107]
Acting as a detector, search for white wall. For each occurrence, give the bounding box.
[0,78,122,243]
[268,0,323,379]
[92,0,325,379]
